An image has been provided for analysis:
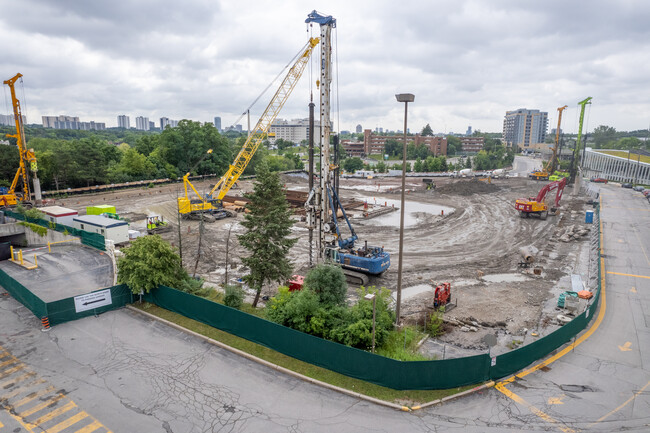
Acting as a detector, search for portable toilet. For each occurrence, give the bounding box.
[73,215,129,244]
[585,210,594,224]
[86,205,116,216]
[38,206,78,226]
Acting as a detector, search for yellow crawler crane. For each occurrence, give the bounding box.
[177,37,319,219]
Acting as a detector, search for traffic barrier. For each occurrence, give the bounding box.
[41,316,50,331]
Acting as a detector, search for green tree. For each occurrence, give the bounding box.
[343,157,364,173]
[384,138,402,158]
[117,235,187,294]
[413,157,423,172]
[421,124,434,136]
[303,264,347,306]
[238,161,298,307]
[465,156,472,169]
[592,125,617,148]
[446,135,461,155]
[375,161,387,173]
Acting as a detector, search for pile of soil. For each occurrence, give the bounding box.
[436,179,501,196]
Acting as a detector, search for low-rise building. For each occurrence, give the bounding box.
[360,130,448,156]
[39,206,78,226]
[460,136,484,153]
[73,215,129,245]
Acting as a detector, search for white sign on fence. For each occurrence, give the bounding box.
[74,289,112,313]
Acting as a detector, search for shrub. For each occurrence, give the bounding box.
[224,285,244,309]
[19,222,47,237]
[427,311,444,337]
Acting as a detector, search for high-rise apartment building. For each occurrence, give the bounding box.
[355,124,362,134]
[502,108,548,150]
[466,126,472,136]
[214,117,222,131]
[117,115,130,129]
[42,115,79,128]
[135,116,150,131]
[160,117,178,129]
[0,114,26,126]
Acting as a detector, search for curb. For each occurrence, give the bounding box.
[126,305,411,412]
[410,381,495,411]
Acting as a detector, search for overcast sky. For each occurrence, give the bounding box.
[2,0,650,135]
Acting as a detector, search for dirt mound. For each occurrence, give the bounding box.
[436,179,501,196]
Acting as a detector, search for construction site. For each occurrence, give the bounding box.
[0,11,599,365]
[38,167,596,358]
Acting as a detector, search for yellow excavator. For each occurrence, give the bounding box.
[0,73,41,208]
[177,37,319,220]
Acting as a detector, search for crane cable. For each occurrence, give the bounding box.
[334,27,340,135]
[228,40,312,130]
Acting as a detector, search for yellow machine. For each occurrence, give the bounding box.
[0,73,40,207]
[177,37,319,219]
[528,105,568,181]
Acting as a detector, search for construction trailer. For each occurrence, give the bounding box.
[38,206,78,226]
[73,215,129,244]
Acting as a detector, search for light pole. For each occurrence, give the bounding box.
[364,293,377,353]
[394,93,414,326]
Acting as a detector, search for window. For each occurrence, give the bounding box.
[101,229,105,234]
[80,224,84,229]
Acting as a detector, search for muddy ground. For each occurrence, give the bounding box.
[55,173,596,357]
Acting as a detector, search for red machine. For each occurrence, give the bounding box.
[515,177,567,220]
[434,282,451,308]
[287,275,304,292]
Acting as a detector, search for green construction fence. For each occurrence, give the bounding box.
[0,266,130,326]
[0,267,47,318]
[144,285,491,390]
[4,209,105,251]
[46,284,133,326]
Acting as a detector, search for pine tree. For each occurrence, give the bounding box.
[238,161,298,307]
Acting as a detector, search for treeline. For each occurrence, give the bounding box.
[0,121,302,190]
[590,125,650,150]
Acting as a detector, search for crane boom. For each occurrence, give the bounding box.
[208,38,319,201]
[1,73,39,207]
[569,97,592,184]
[547,105,568,175]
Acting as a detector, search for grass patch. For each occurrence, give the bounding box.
[132,303,475,404]
[597,150,650,164]
[376,326,430,361]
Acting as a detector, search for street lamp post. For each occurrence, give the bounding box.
[364,293,377,353]
[394,93,414,326]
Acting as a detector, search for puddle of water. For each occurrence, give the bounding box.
[391,284,433,301]
[482,273,530,283]
[358,196,455,228]
[342,183,420,193]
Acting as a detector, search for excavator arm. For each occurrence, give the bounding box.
[208,37,319,202]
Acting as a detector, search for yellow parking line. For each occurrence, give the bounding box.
[590,380,650,426]
[32,401,76,427]
[17,394,65,418]
[74,420,103,433]
[607,271,650,280]
[0,358,17,369]
[0,364,25,380]
[12,386,56,408]
[45,411,89,433]
[495,383,575,432]
[0,371,37,389]
[1,382,50,402]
